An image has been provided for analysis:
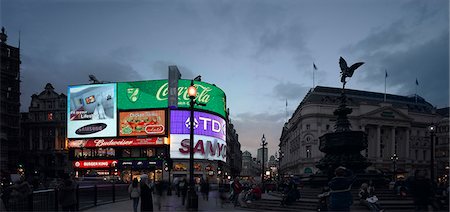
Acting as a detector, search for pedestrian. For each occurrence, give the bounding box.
[128,178,140,212]
[218,180,227,207]
[231,177,243,207]
[409,169,433,211]
[281,178,299,206]
[179,177,188,206]
[200,178,210,201]
[328,166,356,211]
[140,174,153,212]
[358,183,383,212]
[153,180,164,211]
[58,173,77,212]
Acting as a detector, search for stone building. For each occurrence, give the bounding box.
[0,27,21,172]
[227,113,242,178]
[279,86,448,180]
[241,150,260,178]
[20,83,68,179]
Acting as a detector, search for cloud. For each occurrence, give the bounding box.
[151,61,195,80]
[20,48,143,111]
[231,111,286,157]
[273,82,310,101]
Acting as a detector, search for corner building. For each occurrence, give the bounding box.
[280,86,449,180]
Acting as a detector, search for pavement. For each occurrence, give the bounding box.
[84,190,252,212]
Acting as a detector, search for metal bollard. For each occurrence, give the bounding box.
[94,184,98,206]
[55,189,59,211]
[112,182,116,203]
[76,184,80,211]
[27,192,33,211]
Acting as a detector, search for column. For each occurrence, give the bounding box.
[39,127,43,150]
[361,125,366,156]
[29,129,33,151]
[55,127,59,150]
[376,125,381,160]
[405,128,410,158]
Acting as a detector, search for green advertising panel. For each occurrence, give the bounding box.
[118,80,226,118]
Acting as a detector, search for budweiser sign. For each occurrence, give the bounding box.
[68,137,164,148]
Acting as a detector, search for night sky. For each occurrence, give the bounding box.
[2,0,448,157]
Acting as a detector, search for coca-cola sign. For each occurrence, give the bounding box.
[117,80,226,118]
[68,137,164,148]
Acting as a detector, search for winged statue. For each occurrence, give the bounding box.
[339,57,364,84]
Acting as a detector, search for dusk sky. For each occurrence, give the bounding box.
[2,0,448,157]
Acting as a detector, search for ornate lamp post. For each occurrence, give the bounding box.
[187,79,198,210]
[261,134,267,192]
[429,125,436,182]
[390,153,398,181]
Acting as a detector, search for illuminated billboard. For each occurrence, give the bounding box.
[169,134,226,162]
[68,137,165,148]
[117,80,226,118]
[170,110,226,140]
[67,83,117,138]
[119,110,166,137]
[73,160,118,169]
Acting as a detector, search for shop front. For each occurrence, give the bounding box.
[118,159,164,183]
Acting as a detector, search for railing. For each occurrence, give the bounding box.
[4,183,129,211]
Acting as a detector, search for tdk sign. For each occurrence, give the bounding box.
[171,110,226,141]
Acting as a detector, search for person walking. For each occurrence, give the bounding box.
[140,174,153,212]
[153,180,164,211]
[128,178,140,212]
[200,178,210,201]
[231,177,243,207]
[58,173,78,212]
[179,177,188,206]
[328,166,356,211]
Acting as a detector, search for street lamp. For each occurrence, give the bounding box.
[429,124,436,182]
[261,134,267,192]
[187,79,198,210]
[390,153,398,181]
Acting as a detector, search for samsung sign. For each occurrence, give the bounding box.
[67,84,117,138]
[170,134,226,162]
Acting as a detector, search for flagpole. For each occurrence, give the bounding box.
[285,99,288,123]
[312,66,315,90]
[415,79,418,103]
[384,69,387,102]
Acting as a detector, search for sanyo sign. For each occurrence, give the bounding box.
[169,134,226,162]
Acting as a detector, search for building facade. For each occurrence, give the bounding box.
[241,151,260,178]
[436,108,449,184]
[0,27,21,172]
[226,116,242,178]
[279,86,448,180]
[20,83,68,180]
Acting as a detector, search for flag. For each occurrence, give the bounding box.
[313,63,317,70]
[415,78,419,85]
[286,99,288,107]
[385,70,388,78]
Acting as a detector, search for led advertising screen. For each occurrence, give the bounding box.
[119,110,166,137]
[117,80,226,118]
[169,134,226,162]
[68,137,165,148]
[67,83,117,138]
[170,110,226,140]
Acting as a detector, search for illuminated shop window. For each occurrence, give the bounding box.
[48,112,53,120]
[174,163,187,171]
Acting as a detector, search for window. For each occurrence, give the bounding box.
[423,150,427,161]
[144,148,155,157]
[306,124,310,130]
[306,146,311,158]
[48,112,53,121]
[123,149,131,157]
[415,150,419,160]
[131,149,140,157]
[326,125,330,131]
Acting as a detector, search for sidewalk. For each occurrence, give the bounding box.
[84,191,250,212]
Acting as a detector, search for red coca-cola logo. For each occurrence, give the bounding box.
[145,125,165,134]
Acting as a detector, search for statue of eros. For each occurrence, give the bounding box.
[339,57,364,89]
